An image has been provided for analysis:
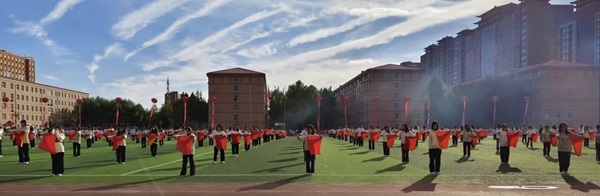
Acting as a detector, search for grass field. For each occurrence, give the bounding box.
[0,136,599,186]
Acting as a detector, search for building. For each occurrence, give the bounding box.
[333,64,427,128]
[207,67,267,128]
[460,29,482,82]
[510,61,600,126]
[164,91,179,103]
[562,0,600,66]
[0,50,36,82]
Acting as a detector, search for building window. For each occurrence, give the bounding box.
[10,83,13,89]
[395,83,399,88]
[233,76,239,83]
[234,114,239,121]
[234,86,239,93]
[395,103,399,108]
[394,73,400,78]
[234,95,239,102]
[568,112,573,119]
[234,105,239,112]
[556,112,561,118]
[1,113,5,119]
[394,113,399,120]
[1,82,4,88]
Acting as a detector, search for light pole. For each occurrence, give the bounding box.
[492,96,498,128]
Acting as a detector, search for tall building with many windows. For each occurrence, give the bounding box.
[564,0,600,66]
[207,68,267,128]
[0,50,36,82]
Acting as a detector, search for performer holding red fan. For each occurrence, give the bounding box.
[229,125,242,157]
[298,124,322,175]
[210,124,228,164]
[176,127,196,176]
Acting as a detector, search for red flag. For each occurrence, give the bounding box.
[531,133,539,143]
[267,86,272,101]
[28,132,34,141]
[550,134,558,147]
[13,131,26,147]
[590,132,595,141]
[67,132,77,142]
[507,132,521,148]
[306,136,322,155]
[476,130,487,138]
[158,133,165,140]
[360,132,368,140]
[84,133,92,140]
[38,134,56,154]
[176,136,193,155]
[472,136,479,147]
[136,133,144,140]
[244,135,251,145]
[416,132,422,141]
[197,132,205,141]
[423,132,429,140]
[436,131,451,149]
[147,133,158,146]
[570,136,584,157]
[386,135,396,148]
[112,136,124,151]
[231,134,241,144]
[405,136,417,151]
[369,131,380,142]
[9,132,15,140]
[215,135,227,150]
[455,131,461,139]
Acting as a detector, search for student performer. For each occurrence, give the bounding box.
[71,129,81,157]
[428,121,442,174]
[380,126,393,157]
[498,124,511,164]
[149,127,159,157]
[177,127,196,176]
[51,128,65,176]
[229,125,242,157]
[557,123,581,175]
[11,120,31,164]
[461,125,475,158]
[85,129,93,149]
[400,124,415,163]
[368,125,376,151]
[297,124,321,175]
[541,125,553,157]
[595,125,600,164]
[108,128,128,164]
[210,124,227,164]
[526,126,536,149]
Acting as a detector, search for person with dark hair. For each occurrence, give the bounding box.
[541,125,553,157]
[108,128,128,164]
[367,125,376,151]
[428,121,442,174]
[242,127,251,151]
[10,120,30,164]
[595,125,600,164]
[400,124,415,163]
[29,126,36,149]
[84,128,94,149]
[498,124,511,164]
[148,127,159,157]
[230,125,242,157]
[298,124,321,175]
[558,123,581,175]
[380,126,393,157]
[71,128,82,157]
[583,126,590,147]
[451,126,459,147]
[176,127,196,176]
[50,128,65,176]
[356,124,366,147]
[210,124,227,164]
[461,125,475,158]
[494,124,501,153]
[525,126,536,149]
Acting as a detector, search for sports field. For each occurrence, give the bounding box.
[0,136,599,194]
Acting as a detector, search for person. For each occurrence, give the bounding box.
[429,121,442,174]
[242,127,251,151]
[451,126,459,146]
[461,125,475,158]
[176,127,196,176]
[356,124,365,147]
[159,130,165,146]
[498,124,510,164]
[84,129,93,149]
[251,126,260,147]
[541,125,553,157]
[380,126,393,157]
[11,120,31,164]
[367,125,376,151]
[229,125,242,157]
[400,124,415,163]
[557,123,581,175]
[0,127,3,158]
[583,126,590,147]
[148,127,159,157]
[29,126,36,149]
[210,124,227,164]
[521,126,527,144]
[413,126,421,147]
[51,128,65,176]
[71,129,81,157]
[494,124,501,153]
[108,128,127,164]
[526,126,536,149]
[595,125,600,164]
[196,129,206,148]
[141,129,148,149]
[297,124,321,175]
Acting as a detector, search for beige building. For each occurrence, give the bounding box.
[0,50,88,126]
[334,63,428,128]
[207,68,267,129]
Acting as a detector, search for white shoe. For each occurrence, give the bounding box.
[213,161,217,164]
[560,171,565,175]
[430,172,435,175]
[221,161,225,164]
[122,162,125,164]
[435,172,440,175]
[563,171,569,175]
[31,148,35,149]
[57,174,63,176]
[25,162,29,164]
[0,155,3,158]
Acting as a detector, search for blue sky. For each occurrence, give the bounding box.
[0,0,574,108]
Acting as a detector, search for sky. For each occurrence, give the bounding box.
[0,0,574,108]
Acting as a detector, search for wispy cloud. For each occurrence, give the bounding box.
[87,43,124,83]
[124,0,230,60]
[44,75,59,81]
[236,42,278,59]
[9,0,84,56]
[111,0,191,40]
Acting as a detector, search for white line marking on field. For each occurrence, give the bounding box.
[120,151,213,176]
[2,173,600,177]
[488,185,558,190]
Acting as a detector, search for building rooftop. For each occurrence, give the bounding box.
[367,64,421,71]
[517,61,598,72]
[206,67,265,76]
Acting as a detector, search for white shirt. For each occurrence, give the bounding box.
[428,131,440,149]
[498,131,508,147]
[0,128,3,140]
[400,131,416,144]
[54,129,66,153]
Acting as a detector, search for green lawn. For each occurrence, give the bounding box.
[0,136,598,184]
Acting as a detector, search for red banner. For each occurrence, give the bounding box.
[136,133,144,140]
[84,133,91,140]
[244,135,251,145]
[507,132,521,148]
[472,136,479,147]
[14,131,25,147]
[38,133,57,154]
[176,136,193,155]
[369,131,380,142]
[148,104,156,128]
[306,136,322,155]
[147,133,157,146]
[476,130,487,138]
[28,132,34,141]
[251,131,259,140]
[215,135,227,150]
[570,136,584,157]
[112,136,123,151]
[360,132,368,140]
[386,135,396,148]
[231,134,241,144]
[531,133,539,143]
[67,132,77,142]
[210,102,215,128]
[550,134,558,146]
[590,132,595,141]
[416,132,422,141]
[405,136,417,151]
[436,131,451,149]
[158,133,165,140]
[455,131,461,139]
[183,102,187,127]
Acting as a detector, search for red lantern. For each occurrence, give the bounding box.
[2,97,9,103]
[76,99,83,105]
[492,96,498,103]
[373,96,379,101]
[116,97,123,103]
[151,98,158,103]
[181,96,188,102]
[524,96,531,103]
[342,96,349,103]
[41,97,49,103]
[316,96,322,102]
[210,96,217,102]
[405,96,411,102]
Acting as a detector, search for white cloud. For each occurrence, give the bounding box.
[125,0,230,61]
[87,43,124,83]
[236,42,278,59]
[44,75,59,81]
[111,0,191,40]
[9,0,84,56]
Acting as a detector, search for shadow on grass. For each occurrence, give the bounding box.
[455,157,474,164]
[495,164,522,174]
[340,147,360,151]
[237,174,308,191]
[562,175,600,192]
[375,163,406,174]
[278,152,302,155]
[545,156,558,163]
[253,163,304,173]
[268,157,301,163]
[401,174,438,192]
[349,151,369,155]
[362,156,385,163]
[74,176,179,192]
[0,176,49,183]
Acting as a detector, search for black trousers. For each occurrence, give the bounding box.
[252,139,258,146]
[349,136,354,143]
[245,144,251,151]
[596,143,600,162]
[429,149,442,173]
[526,138,533,148]
[401,144,409,163]
[150,143,157,157]
[51,152,65,175]
[232,143,239,155]
[500,146,510,163]
[258,138,262,145]
[0,139,3,156]
[13,139,16,146]
[86,139,92,148]
[72,143,81,157]
[382,142,390,156]
[180,154,195,176]
[452,136,458,146]
[304,150,315,173]
[584,138,589,147]
[463,142,472,156]
[213,147,225,162]
[209,139,214,146]
[18,144,30,163]
[30,140,35,148]
[543,142,551,156]
[522,135,527,143]
[358,139,364,147]
[558,151,571,172]
[116,146,126,163]
[496,139,500,151]
[198,139,204,147]
[368,141,375,150]
[159,139,164,146]
[141,137,147,148]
